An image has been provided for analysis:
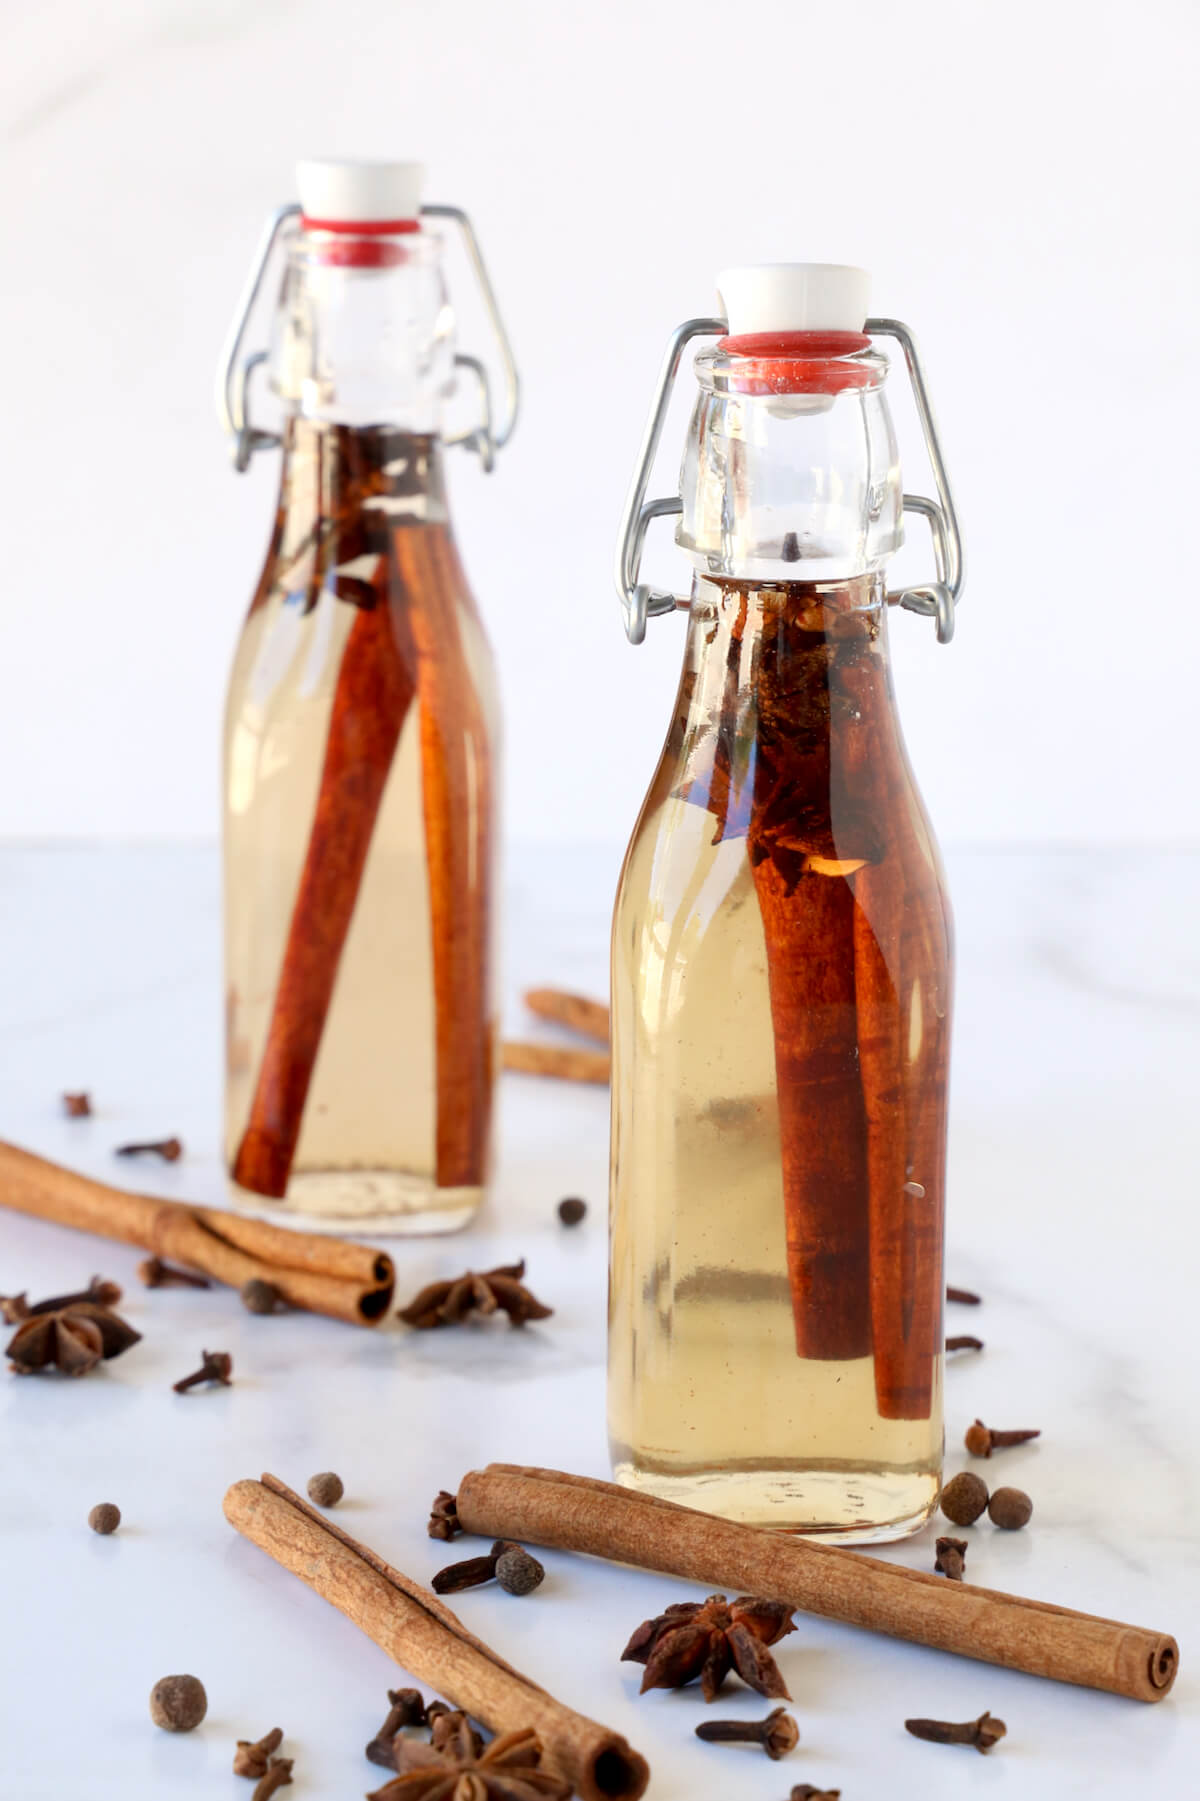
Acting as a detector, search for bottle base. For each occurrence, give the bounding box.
[226,1168,481,1236]
[610,1460,939,1544]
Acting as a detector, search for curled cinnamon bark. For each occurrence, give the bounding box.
[745,588,872,1360]
[232,584,415,1200]
[223,1474,649,1800]
[0,1139,394,1326]
[392,524,494,1193]
[522,990,611,1045]
[751,859,871,1359]
[838,631,951,1419]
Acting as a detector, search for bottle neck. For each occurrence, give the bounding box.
[269,226,454,433]
[672,574,895,856]
[273,420,449,579]
[677,341,903,584]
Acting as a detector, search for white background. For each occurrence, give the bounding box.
[1,0,1197,850]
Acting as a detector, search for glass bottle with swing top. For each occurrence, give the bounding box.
[218,160,517,1233]
[608,265,961,1541]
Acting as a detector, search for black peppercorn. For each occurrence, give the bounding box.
[557,1197,587,1226]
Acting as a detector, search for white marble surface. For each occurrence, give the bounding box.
[0,844,1196,1799]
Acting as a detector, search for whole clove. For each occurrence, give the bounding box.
[695,1708,799,1760]
[251,1756,293,1799]
[241,1278,287,1315]
[965,1419,1040,1458]
[905,1710,1006,1752]
[150,1674,208,1732]
[988,1486,1033,1530]
[432,1538,543,1596]
[945,1334,984,1352]
[557,1197,587,1226]
[427,1489,462,1540]
[366,1689,427,1770]
[88,1502,121,1535]
[139,1256,210,1289]
[939,1471,989,1526]
[946,1285,981,1304]
[234,1728,284,1779]
[934,1536,968,1581]
[115,1136,184,1162]
[173,1349,233,1393]
[62,1091,92,1117]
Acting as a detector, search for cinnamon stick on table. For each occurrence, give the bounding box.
[451,1466,1179,1706]
[501,1042,611,1086]
[224,1474,648,1801]
[522,990,611,1046]
[0,1140,394,1326]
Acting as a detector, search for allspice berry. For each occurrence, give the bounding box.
[307,1471,344,1508]
[88,1502,121,1535]
[988,1486,1033,1530]
[495,1545,545,1595]
[939,1471,989,1527]
[557,1197,587,1226]
[150,1674,208,1732]
[241,1277,284,1315]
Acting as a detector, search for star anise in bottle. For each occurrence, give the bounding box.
[622,1593,796,1702]
[398,1261,552,1330]
[367,1714,570,1800]
[6,1298,140,1377]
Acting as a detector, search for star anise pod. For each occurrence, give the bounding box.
[367,1716,571,1800]
[622,1593,796,1702]
[6,1299,141,1377]
[398,1261,553,1330]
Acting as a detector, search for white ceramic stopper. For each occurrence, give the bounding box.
[716,263,871,335]
[296,159,425,224]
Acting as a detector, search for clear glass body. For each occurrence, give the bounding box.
[609,346,952,1540]
[223,229,498,1231]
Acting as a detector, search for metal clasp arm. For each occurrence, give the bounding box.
[422,204,519,467]
[215,204,300,471]
[614,316,726,643]
[866,316,964,644]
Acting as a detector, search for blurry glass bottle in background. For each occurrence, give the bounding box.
[218,160,518,1232]
[608,266,961,1540]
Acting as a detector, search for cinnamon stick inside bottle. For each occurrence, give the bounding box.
[751,858,872,1359]
[392,523,494,1191]
[232,591,415,1199]
[837,632,952,1418]
[745,587,872,1361]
